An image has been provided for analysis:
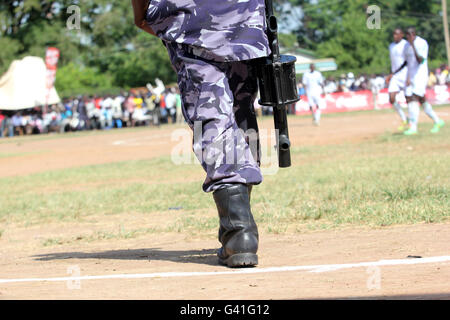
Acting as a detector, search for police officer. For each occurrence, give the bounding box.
[132,0,270,267]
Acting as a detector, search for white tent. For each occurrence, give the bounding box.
[0,56,61,110]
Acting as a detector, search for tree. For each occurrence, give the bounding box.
[316,1,387,74]
[55,62,114,98]
[103,33,177,88]
[0,1,176,96]
[286,0,448,74]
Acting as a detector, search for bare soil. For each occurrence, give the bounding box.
[1,108,449,300]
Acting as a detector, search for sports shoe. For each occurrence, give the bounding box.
[430,120,445,133]
[398,122,408,132]
[404,128,418,136]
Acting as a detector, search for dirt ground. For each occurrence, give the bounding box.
[0,108,449,300]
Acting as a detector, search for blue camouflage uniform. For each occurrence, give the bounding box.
[146,0,270,192]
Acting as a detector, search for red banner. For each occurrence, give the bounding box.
[295,85,450,115]
[44,47,60,113]
[45,47,60,91]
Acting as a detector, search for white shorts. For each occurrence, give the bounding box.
[388,75,406,93]
[405,74,428,98]
[306,93,325,109]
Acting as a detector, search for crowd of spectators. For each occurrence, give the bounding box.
[2,66,450,138]
[0,79,183,138]
[297,64,450,97]
[297,72,387,97]
[427,65,450,87]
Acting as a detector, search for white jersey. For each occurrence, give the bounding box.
[302,70,324,96]
[389,39,408,80]
[404,36,429,80]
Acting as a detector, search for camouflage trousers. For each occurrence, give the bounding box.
[166,43,263,192]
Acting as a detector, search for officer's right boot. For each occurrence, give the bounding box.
[213,184,259,268]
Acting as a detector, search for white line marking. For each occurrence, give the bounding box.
[112,133,172,146]
[1,256,449,284]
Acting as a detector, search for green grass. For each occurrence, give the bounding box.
[0,120,449,244]
[0,157,210,225]
[0,151,49,159]
[258,123,449,230]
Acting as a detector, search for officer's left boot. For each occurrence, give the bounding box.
[213,184,259,268]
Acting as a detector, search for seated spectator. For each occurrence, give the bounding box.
[443,65,450,84]
[133,94,144,110]
[438,65,448,85]
[346,72,355,91]
[77,96,88,130]
[0,111,4,137]
[165,88,177,123]
[337,74,349,92]
[429,70,438,87]
[125,93,137,127]
[0,111,8,138]
[297,83,306,96]
[358,75,369,91]
[159,92,168,123]
[102,95,114,129]
[324,77,337,94]
[11,112,24,136]
[112,94,124,128]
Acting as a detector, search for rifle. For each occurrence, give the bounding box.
[257,0,300,168]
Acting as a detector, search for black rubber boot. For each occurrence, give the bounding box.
[213,184,259,267]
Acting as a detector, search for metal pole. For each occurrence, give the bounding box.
[442,0,450,66]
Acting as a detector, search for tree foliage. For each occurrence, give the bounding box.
[0,0,175,97]
[1,0,448,96]
[283,0,448,74]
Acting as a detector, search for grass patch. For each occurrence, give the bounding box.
[0,119,449,243]
[0,150,49,159]
[253,122,449,230]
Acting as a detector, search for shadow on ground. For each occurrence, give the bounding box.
[32,248,219,266]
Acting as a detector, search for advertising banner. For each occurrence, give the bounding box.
[295,86,450,115]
